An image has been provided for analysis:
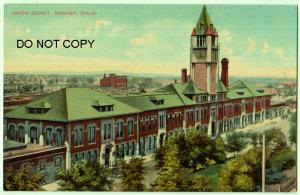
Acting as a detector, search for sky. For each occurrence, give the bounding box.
[4,4,297,78]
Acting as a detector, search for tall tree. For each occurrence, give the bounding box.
[224,131,247,157]
[152,144,191,191]
[4,164,45,191]
[120,158,145,191]
[56,161,112,191]
[219,147,261,192]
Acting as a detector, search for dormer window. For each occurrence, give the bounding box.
[237,91,244,95]
[149,97,164,105]
[92,100,114,112]
[26,102,51,114]
[257,89,264,93]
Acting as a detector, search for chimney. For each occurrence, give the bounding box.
[221,58,229,88]
[181,68,187,84]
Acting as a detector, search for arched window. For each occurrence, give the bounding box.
[45,127,53,145]
[30,126,39,144]
[56,127,65,146]
[54,156,63,167]
[18,125,25,143]
[8,124,16,141]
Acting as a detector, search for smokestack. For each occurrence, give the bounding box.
[221,58,229,88]
[181,68,187,84]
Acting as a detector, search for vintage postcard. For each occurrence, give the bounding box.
[2,1,297,192]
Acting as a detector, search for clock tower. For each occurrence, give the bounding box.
[190,5,218,96]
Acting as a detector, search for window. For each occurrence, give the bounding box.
[127,120,133,136]
[39,161,46,171]
[212,36,215,46]
[87,151,91,161]
[88,125,96,143]
[8,124,16,141]
[210,95,216,102]
[131,142,135,155]
[153,136,157,149]
[197,36,206,47]
[30,126,39,144]
[18,126,25,143]
[141,120,146,132]
[200,95,207,102]
[54,157,62,167]
[196,110,200,122]
[7,125,16,140]
[46,127,53,145]
[74,127,83,146]
[159,113,165,129]
[81,153,85,161]
[126,143,129,156]
[149,137,152,150]
[103,124,112,140]
[56,128,64,146]
[116,121,124,138]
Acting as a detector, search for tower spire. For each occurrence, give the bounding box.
[195,5,214,35]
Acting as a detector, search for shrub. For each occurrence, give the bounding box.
[269,148,296,172]
[266,171,285,185]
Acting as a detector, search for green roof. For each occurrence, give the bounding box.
[195,5,213,35]
[115,91,187,111]
[217,81,228,93]
[228,80,272,99]
[5,88,140,122]
[182,82,206,95]
[159,83,201,105]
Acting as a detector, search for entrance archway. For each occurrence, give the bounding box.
[104,148,110,166]
[211,122,216,137]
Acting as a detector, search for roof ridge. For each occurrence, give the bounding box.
[172,83,189,105]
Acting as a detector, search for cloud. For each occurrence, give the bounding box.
[130,32,156,46]
[220,29,232,43]
[219,29,233,56]
[262,42,269,55]
[77,20,110,37]
[227,55,296,78]
[273,47,284,60]
[107,27,123,37]
[125,49,141,58]
[246,37,256,55]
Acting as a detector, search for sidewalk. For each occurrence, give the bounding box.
[41,180,60,191]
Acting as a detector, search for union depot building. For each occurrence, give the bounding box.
[4,6,285,183]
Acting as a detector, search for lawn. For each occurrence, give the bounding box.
[195,159,234,190]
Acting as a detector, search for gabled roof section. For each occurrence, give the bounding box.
[228,80,272,99]
[115,91,186,111]
[182,81,206,95]
[195,5,214,35]
[5,89,68,121]
[217,80,228,93]
[159,83,199,105]
[5,88,140,122]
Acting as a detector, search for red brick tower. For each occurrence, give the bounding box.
[190,5,219,98]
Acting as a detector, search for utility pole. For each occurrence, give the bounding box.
[262,133,265,192]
